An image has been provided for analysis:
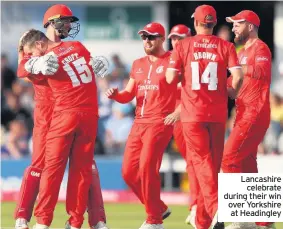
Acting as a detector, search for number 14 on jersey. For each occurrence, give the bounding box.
[191,62,218,91]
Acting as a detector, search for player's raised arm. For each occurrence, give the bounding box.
[105,78,136,104]
[19,29,59,77]
[228,43,244,99]
[166,41,183,84]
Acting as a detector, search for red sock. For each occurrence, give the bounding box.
[14,166,42,221]
[256,222,274,226]
[87,160,106,227]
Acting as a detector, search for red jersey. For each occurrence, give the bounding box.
[168,34,241,123]
[130,51,177,123]
[46,41,98,114]
[234,39,271,121]
[17,57,55,105]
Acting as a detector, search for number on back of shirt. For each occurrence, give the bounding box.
[191,62,218,90]
[63,57,93,87]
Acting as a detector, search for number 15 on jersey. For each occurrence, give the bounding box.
[63,57,93,87]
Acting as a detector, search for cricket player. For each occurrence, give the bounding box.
[165,24,199,227]
[166,5,244,229]
[223,10,274,229]
[15,5,108,229]
[105,22,176,229]
[20,29,98,229]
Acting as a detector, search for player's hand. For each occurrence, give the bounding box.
[24,54,59,75]
[164,111,180,125]
[18,30,30,53]
[105,88,118,99]
[89,56,109,78]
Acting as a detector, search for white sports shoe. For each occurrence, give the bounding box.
[139,223,164,229]
[91,221,109,229]
[162,208,171,220]
[225,222,257,229]
[185,205,196,228]
[32,223,49,229]
[15,218,29,229]
[140,208,171,227]
[64,221,80,229]
[257,223,276,229]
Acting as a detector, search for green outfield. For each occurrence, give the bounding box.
[1,202,282,229]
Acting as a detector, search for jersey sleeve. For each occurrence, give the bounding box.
[17,56,32,78]
[228,43,241,70]
[129,60,136,79]
[246,44,272,82]
[167,41,183,72]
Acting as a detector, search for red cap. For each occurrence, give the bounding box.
[226,10,260,27]
[43,4,79,28]
[168,24,191,39]
[191,5,217,24]
[138,22,165,37]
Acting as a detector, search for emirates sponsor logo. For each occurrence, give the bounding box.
[256,56,269,62]
[138,85,159,90]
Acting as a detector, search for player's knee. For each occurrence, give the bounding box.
[25,166,42,180]
[139,161,157,177]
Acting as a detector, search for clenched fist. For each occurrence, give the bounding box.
[89,56,109,78]
[105,88,118,99]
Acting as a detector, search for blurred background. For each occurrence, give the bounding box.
[1,1,283,205]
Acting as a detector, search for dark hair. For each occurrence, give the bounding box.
[21,29,48,48]
[253,25,259,32]
[200,22,216,29]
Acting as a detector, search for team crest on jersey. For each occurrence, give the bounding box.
[156,66,164,74]
[136,68,143,74]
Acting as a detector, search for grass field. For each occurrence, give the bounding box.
[1,202,282,229]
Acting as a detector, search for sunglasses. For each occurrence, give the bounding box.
[141,34,162,41]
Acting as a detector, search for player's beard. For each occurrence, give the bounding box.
[234,27,249,45]
[58,30,69,39]
[144,45,159,55]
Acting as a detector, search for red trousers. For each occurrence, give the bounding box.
[173,121,199,208]
[182,122,225,229]
[122,122,173,224]
[14,103,53,221]
[222,114,270,227]
[222,115,270,173]
[14,105,106,226]
[34,110,98,228]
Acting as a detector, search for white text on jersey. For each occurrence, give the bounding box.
[194,42,217,49]
[193,52,217,61]
[62,53,79,65]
